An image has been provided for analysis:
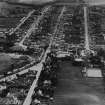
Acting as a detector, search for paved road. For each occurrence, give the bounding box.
[9,10,35,35]
[19,6,51,46]
[23,6,67,105]
[53,60,105,105]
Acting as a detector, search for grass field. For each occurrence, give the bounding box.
[53,60,105,105]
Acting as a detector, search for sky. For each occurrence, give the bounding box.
[5,0,54,4]
[3,0,105,5]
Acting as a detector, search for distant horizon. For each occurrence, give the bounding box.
[3,0,105,5]
[1,0,105,7]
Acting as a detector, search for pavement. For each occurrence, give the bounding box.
[53,60,105,105]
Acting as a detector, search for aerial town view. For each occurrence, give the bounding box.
[0,0,105,105]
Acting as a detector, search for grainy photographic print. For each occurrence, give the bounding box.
[0,0,105,105]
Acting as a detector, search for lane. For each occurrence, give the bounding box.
[19,6,51,46]
[84,6,90,50]
[53,61,105,105]
[23,6,66,105]
[49,6,66,49]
